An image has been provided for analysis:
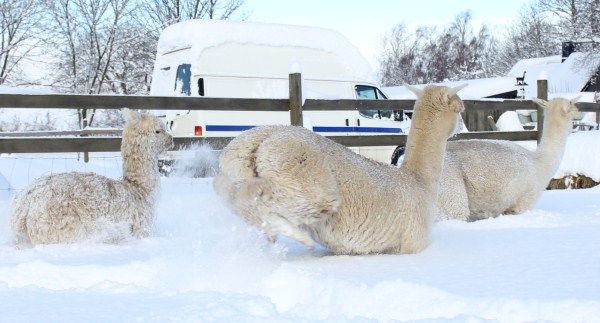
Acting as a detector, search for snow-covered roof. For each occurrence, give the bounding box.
[156,19,375,83]
[383,77,517,100]
[508,53,600,98]
[384,52,600,100]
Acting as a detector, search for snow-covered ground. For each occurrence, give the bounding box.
[0,137,599,322]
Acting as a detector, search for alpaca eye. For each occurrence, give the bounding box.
[155,130,161,134]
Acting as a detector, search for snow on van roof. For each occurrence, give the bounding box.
[156,19,376,83]
[507,52,600,98]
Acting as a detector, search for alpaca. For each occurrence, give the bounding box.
[439,97,579,221]
[213,85,466,255]
[10,110,173,245]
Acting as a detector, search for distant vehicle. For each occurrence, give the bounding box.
[150,19,410,162]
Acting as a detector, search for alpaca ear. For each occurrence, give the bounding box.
[532,98,549,109]
[122,108,142,124]
[567,96,581,113]
[404,84,423,98]
[447,83,468,98]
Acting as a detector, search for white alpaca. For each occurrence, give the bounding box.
[214,85,466,255]
[10,110,173,245]
[439,97,579,221]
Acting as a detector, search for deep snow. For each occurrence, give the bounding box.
[0,143,599,322]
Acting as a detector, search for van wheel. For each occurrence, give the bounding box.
[390,145,405,166]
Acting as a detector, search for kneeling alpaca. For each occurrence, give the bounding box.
[214,85,466,255]
[10,110,173,245]
[439,97,579,221]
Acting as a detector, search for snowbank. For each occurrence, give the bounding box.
[495,111,525,131]
[0,150,598,322]
[555,130,600,181]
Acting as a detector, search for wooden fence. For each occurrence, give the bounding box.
[1,74,599,155]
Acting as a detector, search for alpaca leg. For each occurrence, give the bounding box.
[236,177,317,248]
[10,206,31,246]
[396,206,430,254]
[438,187,470,221]
[399,224,429,254]
[215,156,317,247]
[505,190,539,215]
[505,200,534,215]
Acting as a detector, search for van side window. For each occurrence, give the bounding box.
[356,85,388,119]
[198,78,205,96]
[175,64,191,96]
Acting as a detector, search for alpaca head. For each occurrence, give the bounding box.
[121,109,173,156]
[534,97,579,134]
[405,84,467,138]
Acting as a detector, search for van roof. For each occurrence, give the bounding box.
[156,19,376,83]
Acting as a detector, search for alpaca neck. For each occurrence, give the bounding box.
[534,114,571,184]
[122,148,161,198]
[401,115,450,193]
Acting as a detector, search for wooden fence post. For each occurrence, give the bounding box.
[82,117,90,163]
[289,73,303,126]
[536,79,548,144]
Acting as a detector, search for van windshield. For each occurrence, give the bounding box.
[355,85,394,119]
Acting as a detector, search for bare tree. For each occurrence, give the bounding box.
[0,0,43,85]
[495,0,598,74]
[537,0,598,40]
[141,0,246,35]
[44,0,137,128]
[379,24,426,86]
[591,0,600,40]
[378,11,501,86]
[496,3,561,73]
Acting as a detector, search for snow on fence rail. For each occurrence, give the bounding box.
[0,74,598,154]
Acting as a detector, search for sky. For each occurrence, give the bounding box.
[244,0,531,68]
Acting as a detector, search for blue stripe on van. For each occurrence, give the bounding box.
[205,125,403,134]
[313,126,403,134]
[205,125,255,132]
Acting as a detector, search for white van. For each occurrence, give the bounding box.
[150,20,410,162]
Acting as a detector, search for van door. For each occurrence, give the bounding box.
[305,80,356,136]
[353,85,406,135]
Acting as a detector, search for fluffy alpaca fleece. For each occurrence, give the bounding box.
[214,85,466,255]
[439,97,579,221]
[10,110,173,245]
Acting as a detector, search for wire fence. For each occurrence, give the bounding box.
[0,154,124,193]
[0,151,211,194]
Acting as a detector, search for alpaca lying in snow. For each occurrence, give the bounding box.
[10,110,173,245]
[439,97,579,221]
[214,84,466,255]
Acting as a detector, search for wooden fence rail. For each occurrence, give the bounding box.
[0,74,598,155]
